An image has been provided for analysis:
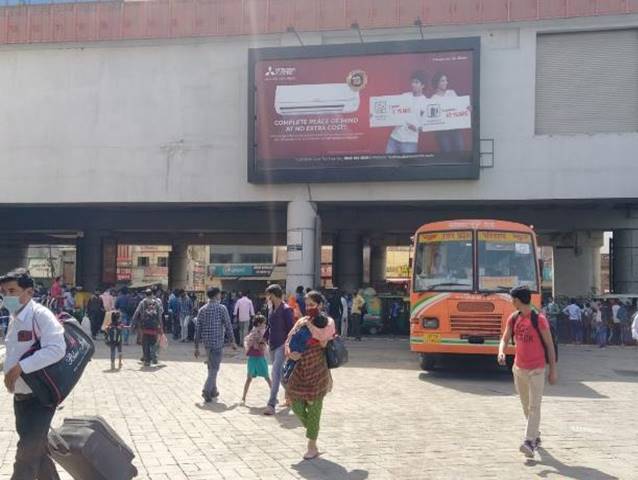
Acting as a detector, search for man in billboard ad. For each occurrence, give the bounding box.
[248,38,479,183]
[382,71,428,155]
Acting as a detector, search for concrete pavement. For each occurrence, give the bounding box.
[0,338,636,480]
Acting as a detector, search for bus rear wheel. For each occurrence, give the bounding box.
[420,354,436,371]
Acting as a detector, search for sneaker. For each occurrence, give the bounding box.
[519,440,535,458]
[143,362,151,367]
[151,359,158,365]
[534,433,542,448]
[263,405,276,416]
[202,391,212,403]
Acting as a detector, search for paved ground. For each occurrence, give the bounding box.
[0,337,636,480]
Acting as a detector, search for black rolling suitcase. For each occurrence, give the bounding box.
[48,416,138,480]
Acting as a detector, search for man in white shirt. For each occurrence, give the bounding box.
[563,299,583,344]
[1,269,65,480]
[385,71,428,155]
[234,291,255,345]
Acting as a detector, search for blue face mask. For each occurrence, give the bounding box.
[3,296,22,313]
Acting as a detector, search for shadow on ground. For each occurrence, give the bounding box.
[292,458,368,480]
[527,447,619,480]
[195,401,238,413]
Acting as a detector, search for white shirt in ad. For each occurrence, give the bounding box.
[390,93,428,144]
[3,299,66,395]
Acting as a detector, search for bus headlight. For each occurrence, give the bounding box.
[422,317,439,329]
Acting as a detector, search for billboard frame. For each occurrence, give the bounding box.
[247,37,481,184]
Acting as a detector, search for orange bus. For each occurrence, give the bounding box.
[410,219,541,370]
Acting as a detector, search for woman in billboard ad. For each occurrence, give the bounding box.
[430,72,465,153]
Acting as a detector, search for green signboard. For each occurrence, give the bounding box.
[209,264,274,278]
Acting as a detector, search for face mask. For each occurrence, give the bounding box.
[306,306,320,318]
[3,296,22,313]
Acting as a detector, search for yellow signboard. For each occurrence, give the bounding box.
[478,231,531,243]
[423,333,441,344]
[419,231,472,243]
[480,276,518,290]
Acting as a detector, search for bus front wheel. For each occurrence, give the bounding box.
[420,354,436,371]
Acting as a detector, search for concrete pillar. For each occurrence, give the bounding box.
[169,243,190,290]
[370,244,387,286]
[612,229,638,293]
[76,230,102,291]
[334,230,363,294]
[553,231,603,297]
[0,243,28,275]
[286,200,318,294]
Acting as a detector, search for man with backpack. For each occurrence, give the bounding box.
[132,289,164,367]
[498,286,558,459]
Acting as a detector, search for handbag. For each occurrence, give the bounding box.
[81,315,92,336]
[20,317,95,407]
[325,335,348,369]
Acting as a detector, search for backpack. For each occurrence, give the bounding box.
[104,325,122,347]
[511,310,558,363]
[140,300,161,330]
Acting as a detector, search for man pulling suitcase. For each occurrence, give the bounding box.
[1,269,65,480]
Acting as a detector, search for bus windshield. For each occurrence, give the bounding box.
[413,231,473,292]
[477,231,538,292]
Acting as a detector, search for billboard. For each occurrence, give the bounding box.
[248,38,480,183]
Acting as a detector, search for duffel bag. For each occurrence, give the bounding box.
[20,320,95,407]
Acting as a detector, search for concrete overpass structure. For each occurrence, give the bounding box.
[1,1,637,295]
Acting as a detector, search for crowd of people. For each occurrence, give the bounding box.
[542,296,638,347]
[0,272,347,467]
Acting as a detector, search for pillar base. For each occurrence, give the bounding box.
[334,230,363,294]
[286,200,318,295]
[613,230,638,294]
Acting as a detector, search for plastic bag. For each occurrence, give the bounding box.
[81,316,92,336]
[158,333,168,349]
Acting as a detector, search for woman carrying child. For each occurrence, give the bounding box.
[284,290,336,460]
[242,314,272,404]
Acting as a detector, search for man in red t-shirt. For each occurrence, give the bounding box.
[498,286,558,458]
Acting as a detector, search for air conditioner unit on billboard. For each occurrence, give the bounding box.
[275,83,360,115]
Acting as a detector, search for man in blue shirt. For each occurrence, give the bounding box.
[114,287,133,345]
[194,287,237,403]
[263,284,295,416]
